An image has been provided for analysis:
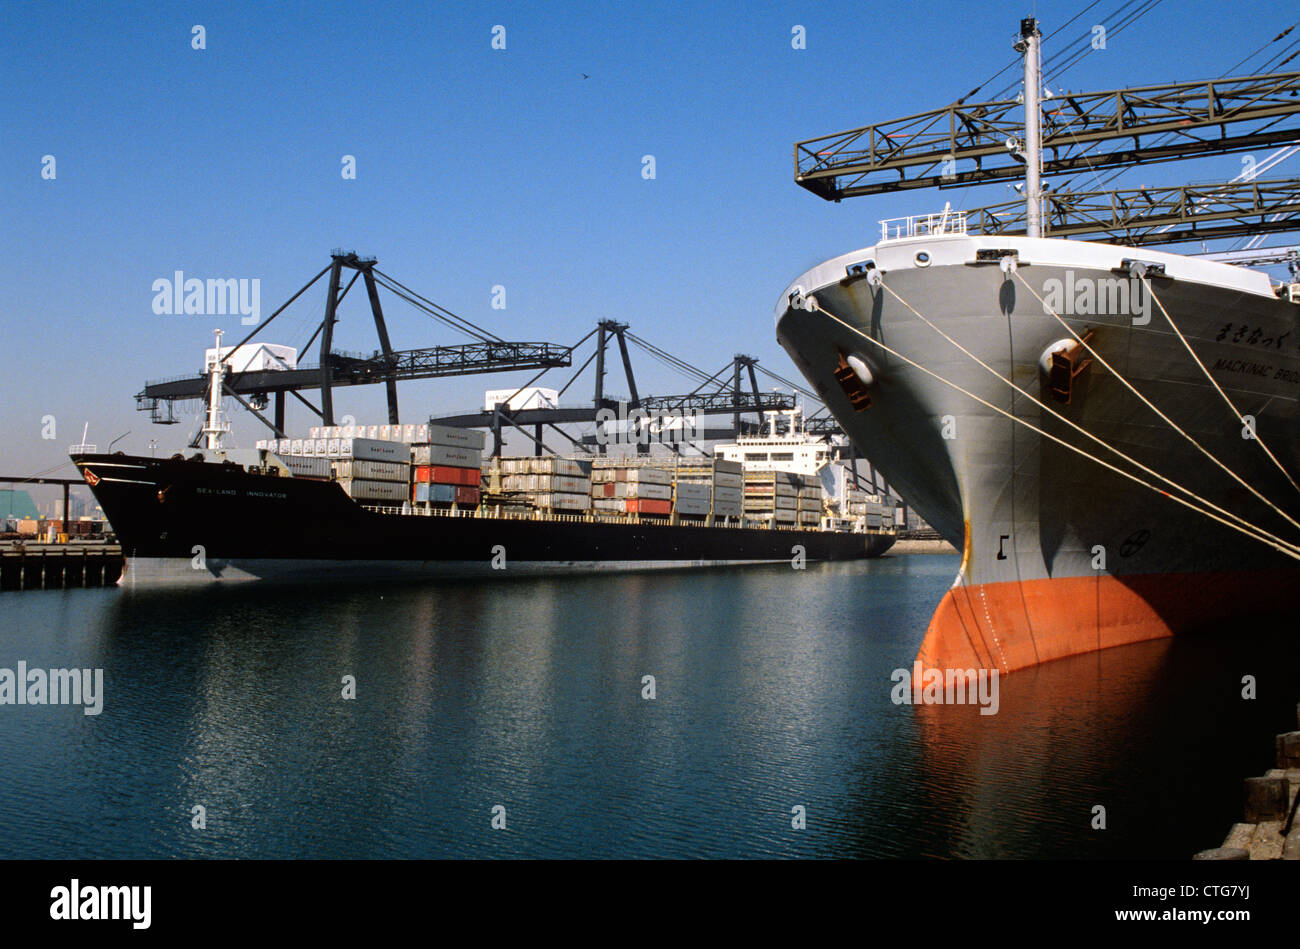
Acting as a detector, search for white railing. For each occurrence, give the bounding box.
[878,208,967,242]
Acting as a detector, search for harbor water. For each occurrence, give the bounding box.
[0,554,1295,859]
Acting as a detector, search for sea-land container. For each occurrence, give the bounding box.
[331,459,410,482]
[673,497,711,516]
[624,481,671,500]
[424,424,486,451]
[338,479,408,502]
[413,444,481,467]
[281,456,331,478]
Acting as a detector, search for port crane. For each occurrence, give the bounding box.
[794,61,1300,247]
[135,252,839,454]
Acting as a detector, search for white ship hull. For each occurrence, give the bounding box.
[777,232,1300,673]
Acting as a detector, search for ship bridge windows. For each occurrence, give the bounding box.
[745,452,768,461]
[771,452,794,461]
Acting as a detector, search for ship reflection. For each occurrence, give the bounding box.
[910,638,1175,859]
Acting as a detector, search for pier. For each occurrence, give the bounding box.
[1196,703,1300,860]
[0,544,123,591]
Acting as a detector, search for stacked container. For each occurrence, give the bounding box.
[743,470,800,525]
[710,459,744,519]
[309,423,437,443]
[591,464,672,516]
[500,456,592,511]
[672,481,711,518]
[797,475,823,527]
[412,424,487,508]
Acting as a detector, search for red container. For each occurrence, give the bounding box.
[440,465,479,486]
[625,498,670,515]
[417,465,479,486]
[455,486,480,505]
[595,482,615,498]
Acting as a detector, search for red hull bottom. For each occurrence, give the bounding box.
[915,569,1296,675]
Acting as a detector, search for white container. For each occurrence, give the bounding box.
[338,478,409,502]
[534,492,592,511]
[332,437,412,462]
[282,456,331,478]
[425,424,487,451]
[626,466,671,485]
[332,459,410,482]
[626,482,671,500]
[414,444,482,467]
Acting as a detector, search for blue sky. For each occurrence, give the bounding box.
[2,0,1294,489]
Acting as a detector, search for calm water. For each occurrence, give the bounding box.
[0,554,1295,859]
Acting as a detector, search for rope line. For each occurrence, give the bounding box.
[1141,275,1300,499]
[1013,270,1300,535]
[802,296,1300,562]
[875,281,1300,553]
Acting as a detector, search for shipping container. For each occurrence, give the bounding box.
[500,456,586,477]
[625,498,671,515]
[624,481,671,500]
[455,485,480,506]
[412,443,482,467]
[281,456,331,479]
[673,498,711,516]
[424,424,487,451]
[712,485,743,503]
[338,479,409,502]
[413,482,457,504]
[414,464,479,486]
[674,482,711,500]
[501,473,591,494]
[331,459,410,482]
[532,493,592,511]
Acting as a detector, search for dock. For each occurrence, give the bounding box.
[0,544,123,591]
[1195,703,1300,860]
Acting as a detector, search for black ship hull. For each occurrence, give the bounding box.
[73,453,893,586]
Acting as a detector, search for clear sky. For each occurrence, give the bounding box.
[2,0,1295,491]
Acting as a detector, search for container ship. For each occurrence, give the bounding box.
[72,343,893,586]
[775,18,1300,674]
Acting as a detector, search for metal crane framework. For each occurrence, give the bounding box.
[793,69,1300,246]
[134,254,842,455]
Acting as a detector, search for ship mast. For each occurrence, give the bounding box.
[1015,16,1044,238]
[202,327,228,451]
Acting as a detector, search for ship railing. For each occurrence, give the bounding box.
[878,209,967,242]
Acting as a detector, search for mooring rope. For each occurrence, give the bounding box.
[875,281,1300,553]
[800,296,1300,562]
[1140,275,1300,499]
[1013,270,1300,536]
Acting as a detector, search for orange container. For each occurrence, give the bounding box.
[625,498,670,515]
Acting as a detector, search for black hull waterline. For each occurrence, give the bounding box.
[72,454,893,586]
